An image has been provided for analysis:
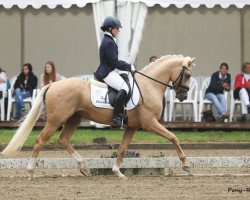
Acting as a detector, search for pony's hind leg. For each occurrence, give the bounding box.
[27,122,60,180]
[112,128,136,179]
[57,114,91,176]
[145,119,191,174]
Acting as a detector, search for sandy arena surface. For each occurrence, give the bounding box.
[0,149,250,200]
[0,175,249,200]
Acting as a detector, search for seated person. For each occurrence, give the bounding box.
[40,61,62,88]
[12,63,38,120]
[205,63,231,121]
[0,67,7,96]
[0,67,8,116]
[233,62,250,122]
[149,56,157,63]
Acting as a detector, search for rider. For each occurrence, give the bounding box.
[95,16,135,127]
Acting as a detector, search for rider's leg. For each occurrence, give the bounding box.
[103,70,129,92]
[112,89,128,126]
[103,70,129,127]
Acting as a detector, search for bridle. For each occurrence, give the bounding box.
[171,66,191,93]
[133,65,191,93]
[130,65,192,105]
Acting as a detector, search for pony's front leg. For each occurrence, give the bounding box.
[112,128,136,179]
[145,119,191,174]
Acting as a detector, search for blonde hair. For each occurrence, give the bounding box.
[241,62,250,73]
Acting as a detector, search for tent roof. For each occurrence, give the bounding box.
[129,0,250,9]
[0,0,101,9]
[0,0,250,9]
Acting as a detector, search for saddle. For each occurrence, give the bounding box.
[93,72,132,107]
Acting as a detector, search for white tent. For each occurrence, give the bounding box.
[1,0,250,65]
[1,0,250,9]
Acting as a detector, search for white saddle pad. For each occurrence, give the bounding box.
[90,75,140,110]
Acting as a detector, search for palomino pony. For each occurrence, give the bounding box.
[2,55,195,179]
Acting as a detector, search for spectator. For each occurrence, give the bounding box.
[233,62,250,122]
[0,67,7,97]
[205,63,231,121]
[149,55,157,63]
[12,63,38,120]
[0,67,8,117]
[149,55,166,122]
[40,61,62,88]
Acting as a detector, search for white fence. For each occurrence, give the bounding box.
[1,157,250,169]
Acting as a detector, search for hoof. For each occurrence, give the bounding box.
[27,170,34,181]
[119,175,128,180]
[78,162,91,176]
[182,165,192,175]
[112,169,127,179]
[80,168,91,176]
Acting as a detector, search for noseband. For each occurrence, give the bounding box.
[171,66,191,93]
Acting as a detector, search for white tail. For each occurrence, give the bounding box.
[1,84,51,157]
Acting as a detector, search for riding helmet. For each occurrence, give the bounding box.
[100,16,122,32]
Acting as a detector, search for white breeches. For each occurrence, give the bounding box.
[103,70,129,93]
[239,88,250,114]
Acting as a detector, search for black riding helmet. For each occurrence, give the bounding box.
[100,16,122,32]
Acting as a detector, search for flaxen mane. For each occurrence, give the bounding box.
[142,54,184,71]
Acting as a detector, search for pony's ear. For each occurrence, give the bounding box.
[183,56,195,67]
[188,57,196,66]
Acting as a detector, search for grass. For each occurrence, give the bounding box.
[0,128,249,147]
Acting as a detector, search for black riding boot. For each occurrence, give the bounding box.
[112,89,128,128]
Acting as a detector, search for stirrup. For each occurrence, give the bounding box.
[112,115,128,129]
[120,115,128,129]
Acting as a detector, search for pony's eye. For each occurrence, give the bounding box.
[185,73,191,79]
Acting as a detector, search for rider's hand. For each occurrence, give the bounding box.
[245,84,250,90]
[131,65,136,72]
[223,83,230,91]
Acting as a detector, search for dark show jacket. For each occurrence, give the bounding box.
[14,73,38,95]
[205,71,231,95]
[95,34,131,80]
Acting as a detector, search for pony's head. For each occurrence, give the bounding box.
[170,57,195,102]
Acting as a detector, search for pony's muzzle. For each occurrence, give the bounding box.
[176,92,187,102]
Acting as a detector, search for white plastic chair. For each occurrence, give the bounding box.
[198,77,228,122]
[0,83,7,121]
[60,75,66,80]
[7,76,37,121]
[169,77,198,122]
[194,76,209,101]
[229,91,241,122]
[77,75,93,81]
[163,87,170,122]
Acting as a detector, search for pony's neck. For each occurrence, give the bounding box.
[142,57,182,93]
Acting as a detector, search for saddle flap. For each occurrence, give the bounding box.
[90,74,140,110]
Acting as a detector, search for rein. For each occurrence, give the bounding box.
[133,70,175,89]
[131,66,191,104]
[133,66,190,91]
